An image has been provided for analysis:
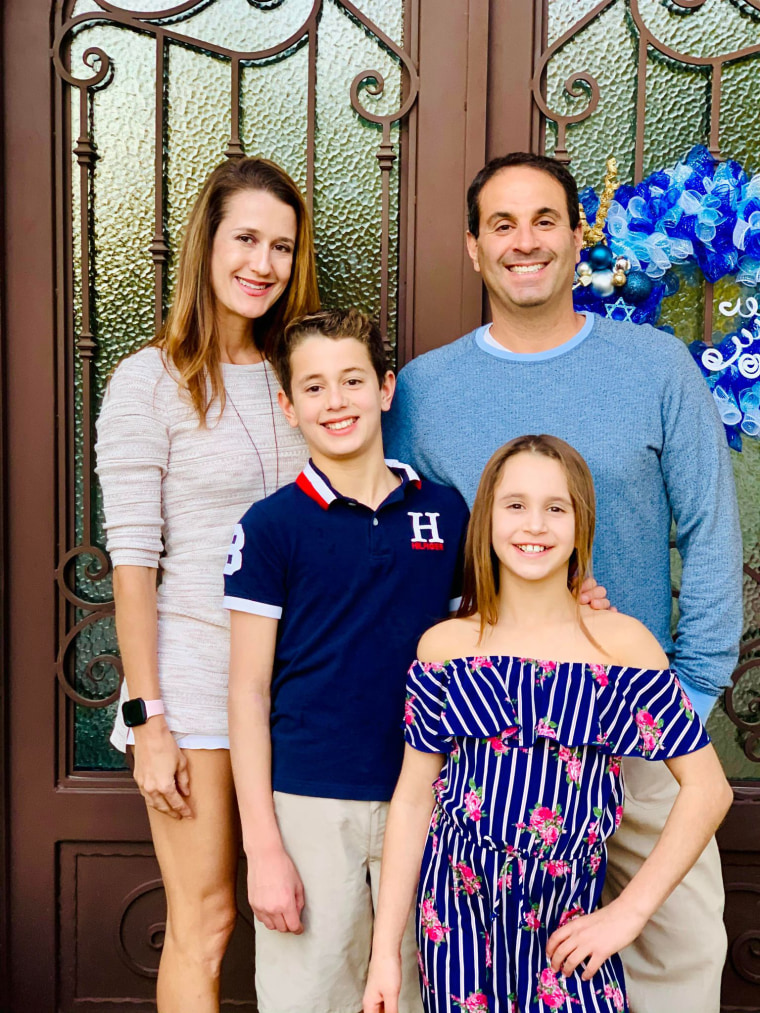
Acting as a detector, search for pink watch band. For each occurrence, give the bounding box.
[144,699,165,719]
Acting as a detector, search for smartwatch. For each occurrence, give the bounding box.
[122,697,164,728]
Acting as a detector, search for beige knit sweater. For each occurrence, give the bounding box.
[95,346,307,750]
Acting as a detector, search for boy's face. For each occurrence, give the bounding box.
[277,335,395,464]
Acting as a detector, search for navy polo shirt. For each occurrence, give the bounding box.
[223,459,469,802]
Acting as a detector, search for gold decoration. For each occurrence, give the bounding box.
[580,156,620,248]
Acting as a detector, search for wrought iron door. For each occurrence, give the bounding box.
[3,1,493,1009]
[4,1,760,1010]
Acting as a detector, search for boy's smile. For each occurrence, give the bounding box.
[277,335,395,465]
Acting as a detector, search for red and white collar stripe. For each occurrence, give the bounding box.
[296,461,337,509]
[296,459,422,510]
[385,458,421,487]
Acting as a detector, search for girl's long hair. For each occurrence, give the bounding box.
[459,435,597,637]
[151,157,320,422]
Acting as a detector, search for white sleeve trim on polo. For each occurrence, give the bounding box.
[449,595,462,612]
[222,596,283,619]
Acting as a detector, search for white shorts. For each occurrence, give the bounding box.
[254,792,423,1013]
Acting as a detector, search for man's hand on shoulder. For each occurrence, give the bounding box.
[578,576,614,612]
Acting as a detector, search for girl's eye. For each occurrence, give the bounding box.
[274,244,293,254]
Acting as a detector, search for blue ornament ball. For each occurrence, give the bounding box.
[588,243,614,271]
[621,270,653,305]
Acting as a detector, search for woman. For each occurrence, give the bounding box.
[96,157,319,1012]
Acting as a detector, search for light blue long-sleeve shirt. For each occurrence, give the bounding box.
[384,314,743,723]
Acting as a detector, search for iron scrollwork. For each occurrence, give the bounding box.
[52,1,418,744]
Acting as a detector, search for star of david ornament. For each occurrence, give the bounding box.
[605,297,635,323]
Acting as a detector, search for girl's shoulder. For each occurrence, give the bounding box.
[582,607,670,670]
[416,617,482,664]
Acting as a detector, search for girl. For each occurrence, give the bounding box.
[95,157,319,1012]
[363,434,732,1013]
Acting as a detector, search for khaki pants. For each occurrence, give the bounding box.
[603,757,726,1013]
[255,793,423,1013]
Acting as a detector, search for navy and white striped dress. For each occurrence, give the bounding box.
[404,655,709,1013]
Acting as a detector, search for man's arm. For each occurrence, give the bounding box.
[228,611,304,934]
[661,343,743,722]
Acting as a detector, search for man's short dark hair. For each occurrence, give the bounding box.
[273,307,389,400]
[467,152,580,237]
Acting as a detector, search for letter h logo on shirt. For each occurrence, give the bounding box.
[408,511,444,551]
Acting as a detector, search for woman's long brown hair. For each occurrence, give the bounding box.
[151,157,320,423]
[458,435,598,642]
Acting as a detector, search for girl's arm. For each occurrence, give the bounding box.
[363,745,445,1013]
[546,743,732,979]
[113,565,191,819]
[228,610,304,934]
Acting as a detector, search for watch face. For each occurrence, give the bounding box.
[122,698,147,727]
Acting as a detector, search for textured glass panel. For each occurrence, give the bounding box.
[64,0,406,770]
[546,0,760,778]
[241,48,309,188]
[314,0,402,342]
[545,2,637,189]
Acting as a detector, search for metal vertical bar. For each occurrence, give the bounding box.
[709,62,722,160]
[306,21,317,215]
[150,34,169,331]
[704,279,714,345]
[634,32,648,182]
[75,84,96,548]
[377,124,396,342]
[226,56,245,158]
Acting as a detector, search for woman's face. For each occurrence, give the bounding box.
[210,188,297,334]
[491,451,576,584]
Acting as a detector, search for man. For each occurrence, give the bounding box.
[384,152,743,1012]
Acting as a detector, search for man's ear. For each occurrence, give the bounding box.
[573,223,584,264]
[277,388,300,429]
[465,231,481,274]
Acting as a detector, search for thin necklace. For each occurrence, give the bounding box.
[225,361,280,499]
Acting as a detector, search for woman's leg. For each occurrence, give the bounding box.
[147,749,240,1013]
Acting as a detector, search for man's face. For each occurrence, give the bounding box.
[466,166,583,315]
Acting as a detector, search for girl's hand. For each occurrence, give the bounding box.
[247,846,305,934]
[363,953,402,1013]
[132,719,192,819]
[546,900,647,980]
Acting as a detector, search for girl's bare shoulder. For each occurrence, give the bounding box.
[583,607,669,669]
[416,617,482,663]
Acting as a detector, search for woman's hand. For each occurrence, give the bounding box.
[363,952,402,1013]
[247,845,305,934]
[546,899,647,980]
[132,719,192,819]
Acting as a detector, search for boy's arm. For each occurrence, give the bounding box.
[228,610,304,934]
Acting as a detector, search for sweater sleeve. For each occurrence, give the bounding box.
[95,350,170,568]
[660,340,743,710]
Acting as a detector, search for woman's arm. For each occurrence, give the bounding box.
[228,610,304,934]
[363,745,444,1013]
[113,564,191,819]
[546,743,732,979]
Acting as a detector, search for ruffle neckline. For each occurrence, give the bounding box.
[411,655,699,757]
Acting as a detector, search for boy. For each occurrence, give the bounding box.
[224,308,470,1013]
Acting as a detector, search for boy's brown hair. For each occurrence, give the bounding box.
[272,307,389,399]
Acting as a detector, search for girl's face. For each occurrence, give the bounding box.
[210,188,297,333]
[491,451,576,583]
